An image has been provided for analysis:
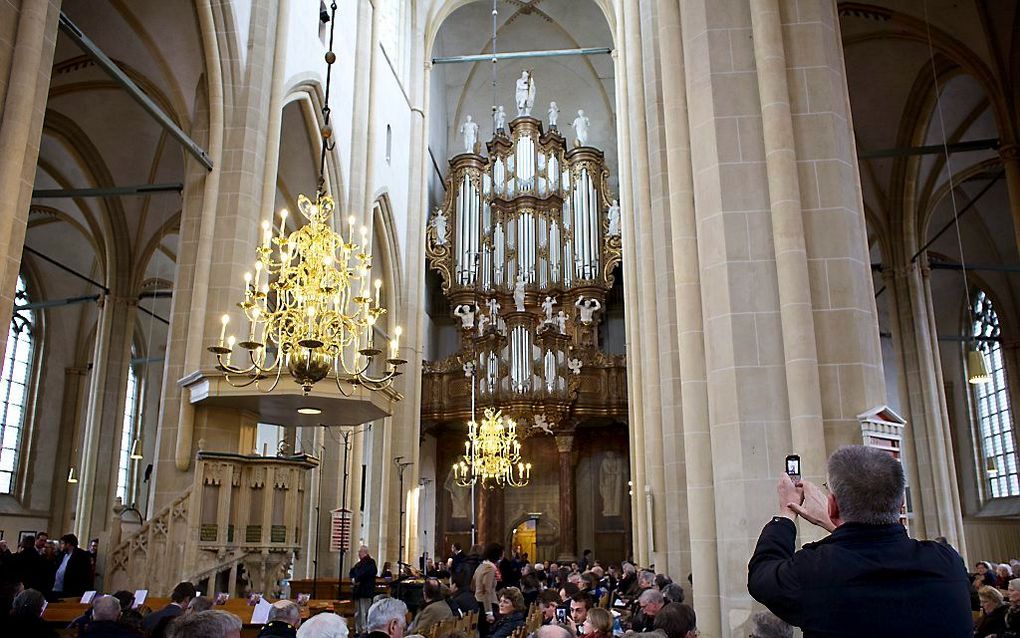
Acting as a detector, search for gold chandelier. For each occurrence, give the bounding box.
[453,408,531,488]
[208,192,405,394]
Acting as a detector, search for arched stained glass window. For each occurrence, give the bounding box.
[971,290,1019,498]
[0,275,34,494]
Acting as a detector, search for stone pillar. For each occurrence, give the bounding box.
[53,367,87,535]
[0,0,60,365]
[885,261,965,548]
[556,435,577,561]
[655,0,720,628]
[75,297,137,541]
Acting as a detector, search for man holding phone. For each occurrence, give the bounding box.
[748,445,972,636]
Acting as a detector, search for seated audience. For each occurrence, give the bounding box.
[650,603,697,638]
[4,588,58,637]
[632,589,664,632]
[521,564,541,606]
[998,564,1015,588]
[449,571,478,617]
[1005,579,1020,633]
[748,445,971,635]
[408,578,454,634]
[189,596,215,614]
[534,624,574,638]
[143,581,197,636]
[569,592,593,630]
[489,587,527,638]
[83,594,140,637]
[259,600,302,637]
[581,607,612,638]
[297,612,348,638]
[558,582,579,603]
[167,609,242,638]
[660,583,684,605]
[538,590,562,625]
[748,611,791,638]
[975,586,1008,638]
[366,597,408,638]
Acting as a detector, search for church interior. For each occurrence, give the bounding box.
[0,0,1019,635]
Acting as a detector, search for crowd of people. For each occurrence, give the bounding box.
[4,447,1020,637]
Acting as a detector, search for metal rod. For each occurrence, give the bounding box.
[879,331,999,343]
[136,303,170,325]
[23,245,109,293]
[910,170,1004,263]
[432,46,612,65]
[138,290,173,299]
[339,429,351,599]
[129,355,164,366]
[32,183,183,198]
[16,294,100,311]
[57,12,213,171]
[858,137,999,160]
[930,262,1020,274]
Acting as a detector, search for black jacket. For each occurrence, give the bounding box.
[258,620,298,638]
[54,547,94,597]
[748,517,972,637]
[975,604,1009,638]
[9,548,55,593]
[489,610,526,638]
[141,603,184,634]
[350,556,378,599]
[457,552,481,589]
[451,588,479,615]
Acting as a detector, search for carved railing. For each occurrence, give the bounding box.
[106,452,319,597]
[421,351,627,428]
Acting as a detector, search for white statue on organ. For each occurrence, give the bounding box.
[459,115,479,154]
[477,314,490,335]
[431,208,448,245]
[515,70,536,116]
[533,413,553,435]
[567,357,582,375]
[607,199,621,237]
[453,304,476,329]
[575,297,602,324]
[513,273,526,311]
[463,361,476,378]
[572,109,591,147]
[486,297,500,319]
[548,101,559,128]
[555,310,569,333]
[494,105,507,132]
[541,296,557,323]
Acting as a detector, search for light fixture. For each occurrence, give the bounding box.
[207,5,405,396]
[968,348,991,385]
[453,408,531,488]
[129,438,143,460]
[298,407,322,415]
[67,467,78,484]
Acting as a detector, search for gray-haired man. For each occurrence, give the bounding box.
[748,445,971,636]
[350,546,378,637]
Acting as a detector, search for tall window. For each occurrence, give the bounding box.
[971,290,1019,498]
[117,364,140,503]
[378,0,407,77]
[0,275,35,494]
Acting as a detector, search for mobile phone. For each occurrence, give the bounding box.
[556,607,568,623]
[785,454,801,481]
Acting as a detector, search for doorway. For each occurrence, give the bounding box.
[510,518,537,561]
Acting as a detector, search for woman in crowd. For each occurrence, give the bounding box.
[997,564,1014,588]
[381,562,394,579]
[975,586,1008,638]
[976,561,998,587]
[489,587,527,638]
[582,607,613,638]
[1005,579,1020,632]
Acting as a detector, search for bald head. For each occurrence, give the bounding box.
[268,600,301,627]
[92,595,121,622]
[535,624,574,638]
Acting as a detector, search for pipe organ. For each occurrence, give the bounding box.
[425,115,623,431]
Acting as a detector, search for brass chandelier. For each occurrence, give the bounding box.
[208,194,404,394]
[208,0,404,395]
[453,408,531,488]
